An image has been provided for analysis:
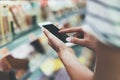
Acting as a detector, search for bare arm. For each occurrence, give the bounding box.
[60,49,93,80]
[44,29,93,80]
[60,27,120,80]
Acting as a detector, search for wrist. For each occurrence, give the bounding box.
[58,48,75,60]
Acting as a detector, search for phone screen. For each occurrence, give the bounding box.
[42,24,68,42]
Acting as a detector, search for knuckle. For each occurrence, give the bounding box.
[84,39,89,45]
[49,37,53,41]
[78,28,82,31]
[71,38,75,42]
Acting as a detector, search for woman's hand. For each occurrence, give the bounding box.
[59,27,98,51]
[43,28,94,80]
[43,29,75,57]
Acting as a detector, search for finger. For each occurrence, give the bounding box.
[73,32,84,38]
[48,41,59,50]
[73,33,80,37]
[60,27,64,30]
[66,37,86,46]
[59,27,83,33]
[48,41,52,46]
[44,28,62,42]
[43,28,65,51]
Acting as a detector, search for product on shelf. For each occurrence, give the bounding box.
[30,39,45,54]
[0,55,29,79]
[0,4,13,45]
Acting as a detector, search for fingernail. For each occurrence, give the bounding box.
[66,37,72,42]
[58,31,61,33]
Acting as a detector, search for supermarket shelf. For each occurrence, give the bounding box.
[0,24,42,51]
[0,7,86,52]
[55,8,86,25]
[0,2,87,80]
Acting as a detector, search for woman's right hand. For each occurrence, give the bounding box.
[59,27,98,51]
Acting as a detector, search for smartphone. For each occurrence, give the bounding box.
[39,22,68,43]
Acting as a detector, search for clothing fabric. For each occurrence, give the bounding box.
[84,0,120,48]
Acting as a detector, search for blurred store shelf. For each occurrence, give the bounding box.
[0,1,94,80]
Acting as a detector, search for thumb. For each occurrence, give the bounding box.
[66,37,86,46]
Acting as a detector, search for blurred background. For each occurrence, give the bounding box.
[0,0,95,80]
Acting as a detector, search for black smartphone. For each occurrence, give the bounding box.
[39,22,68,43]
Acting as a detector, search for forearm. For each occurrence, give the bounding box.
[58,49,94,80]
